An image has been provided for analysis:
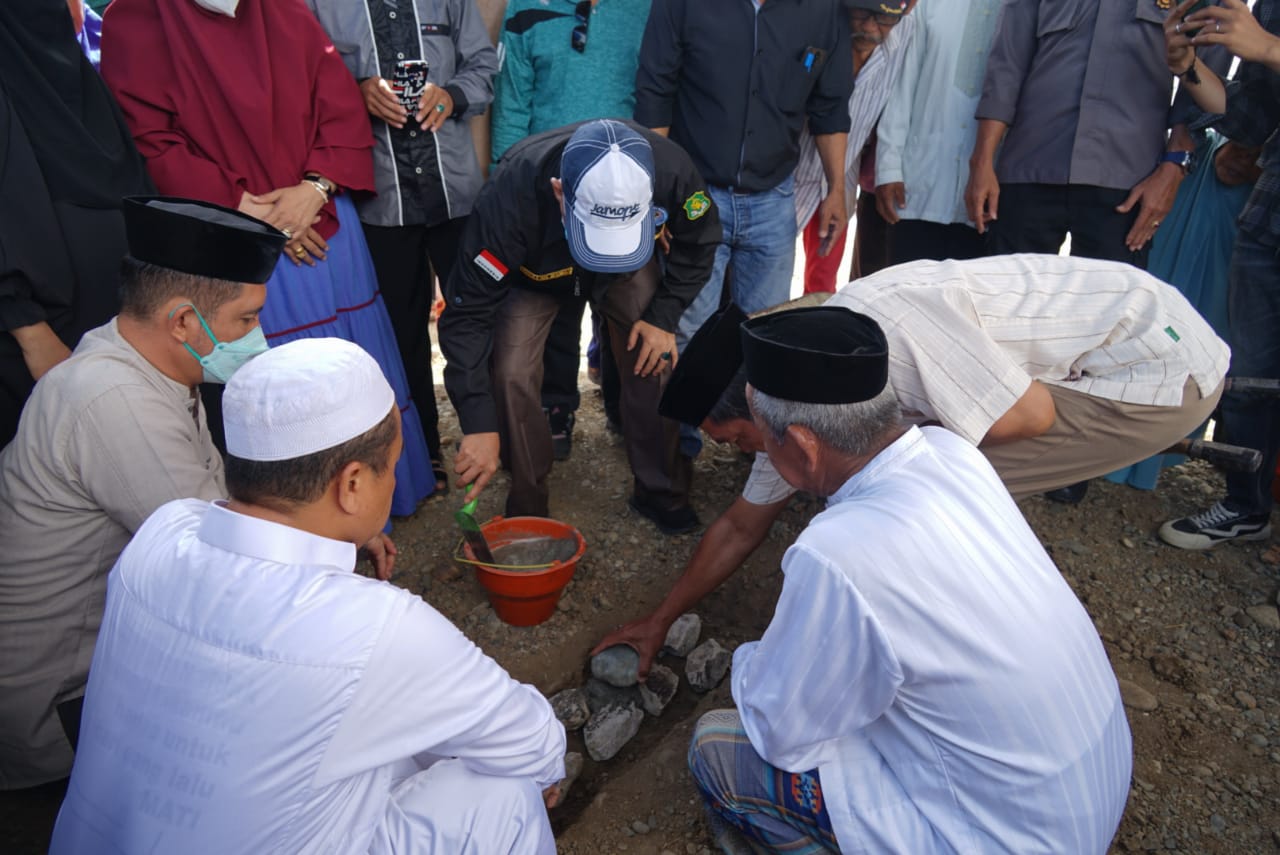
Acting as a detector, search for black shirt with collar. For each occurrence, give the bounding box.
[634,0,852,192]
[438,120,721,435]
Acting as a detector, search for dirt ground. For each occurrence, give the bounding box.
[4,369,1279,854]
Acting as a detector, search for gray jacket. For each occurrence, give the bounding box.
[307,0,498,226]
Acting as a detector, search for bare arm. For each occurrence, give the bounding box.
[592,495,788,677]
[965,118,1008,233]
[980,379,1056,446]
[812,132,850,254]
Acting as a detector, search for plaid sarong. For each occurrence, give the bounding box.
[688,709,839,854]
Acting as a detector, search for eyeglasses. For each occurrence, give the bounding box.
[572,0,591,53]
[849,9,901,27]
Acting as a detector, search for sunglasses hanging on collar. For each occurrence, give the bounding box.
[572,0,591,52]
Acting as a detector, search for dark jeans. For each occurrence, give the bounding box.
[492,257,690,517]
[362,218,468,462]
[1220,228,1280,514]
[988,183,1150,268]
[889,218,984,266]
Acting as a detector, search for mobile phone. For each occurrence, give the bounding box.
[1182,0,1214,35]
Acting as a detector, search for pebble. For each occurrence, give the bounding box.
[1245,604,1280,631]
[591,645,641,687]
[663,613,703,657]
[1234,690,1258,710]
[550,688,591,730]
[584,677,642,714]
[1118,679,1160,712]
[632,820,650,834]
[640,664,680,716]
[686,639,731,692]
[583,704,644,761]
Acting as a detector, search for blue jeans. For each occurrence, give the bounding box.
[1221,227,1280,515]
[677,176,798,455]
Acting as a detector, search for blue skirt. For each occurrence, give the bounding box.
[259,195,435,515]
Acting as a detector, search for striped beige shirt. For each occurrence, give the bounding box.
[831,254,1231,445]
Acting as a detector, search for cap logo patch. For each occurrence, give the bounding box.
[591,202,643,220]
[473,249,508,281]
[683,191,711,220]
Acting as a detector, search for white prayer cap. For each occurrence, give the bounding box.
[223,338,396,462]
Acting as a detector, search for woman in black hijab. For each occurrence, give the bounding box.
[0,0,154,447]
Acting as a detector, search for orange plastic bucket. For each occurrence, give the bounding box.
[463,516,586,627]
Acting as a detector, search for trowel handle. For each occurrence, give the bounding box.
[461,484,480,517]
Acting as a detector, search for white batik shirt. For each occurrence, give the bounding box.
[733,427,1133,854]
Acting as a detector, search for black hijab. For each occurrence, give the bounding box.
[0,0,152,207]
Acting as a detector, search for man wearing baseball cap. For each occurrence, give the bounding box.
[439,118,720,532]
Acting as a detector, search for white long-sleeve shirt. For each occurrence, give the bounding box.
[874,0,1001,224]
[51,500,565,854]
[732,427,1132,853]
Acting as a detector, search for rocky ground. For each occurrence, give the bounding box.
[4,376,1279,854]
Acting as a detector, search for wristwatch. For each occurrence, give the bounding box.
[1161,150,1194,175]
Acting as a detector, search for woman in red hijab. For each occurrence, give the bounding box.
[100,0,434,513]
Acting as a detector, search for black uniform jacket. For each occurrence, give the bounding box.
[439,120,720,434]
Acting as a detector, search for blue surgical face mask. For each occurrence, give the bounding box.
[173,303,268,384]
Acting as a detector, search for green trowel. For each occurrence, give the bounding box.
[455,485,496,565]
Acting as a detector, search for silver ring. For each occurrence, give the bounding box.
[435,103,446,113]
[1175,22,1182,34]
[660,351,672,361]
[1216,21,1222,33]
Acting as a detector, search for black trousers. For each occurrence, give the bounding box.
[540,297,586,412]
[889,218,985,266]
[362,219,467,462]
[987,183,1150,268]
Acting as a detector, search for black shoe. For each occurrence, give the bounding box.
[1159,500,1272,550]
[1044,480,1089,505]
[547,407,575,461]
[628,496,700,535]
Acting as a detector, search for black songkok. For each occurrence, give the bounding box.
[658,303,748,425]
[740,306,888,404]
[123,196,287,284]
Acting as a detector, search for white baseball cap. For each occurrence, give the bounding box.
[561,120,655,273]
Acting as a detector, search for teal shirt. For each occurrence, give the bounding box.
[491,0,651,165]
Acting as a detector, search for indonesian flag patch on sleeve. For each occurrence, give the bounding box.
[474,249,508,281]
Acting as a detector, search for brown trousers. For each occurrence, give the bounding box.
[985,377,1223,501]
[491,258,690,517]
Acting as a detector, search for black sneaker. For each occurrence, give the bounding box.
[547,407,575,461]
[1159,500,1271,550]
[628,495,700,535]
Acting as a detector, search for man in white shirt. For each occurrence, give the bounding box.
[874,0,1001,264]
[685,305,1130,854]
[51,338,566,855]
[595,254,1228,673]
[0,197,285,789]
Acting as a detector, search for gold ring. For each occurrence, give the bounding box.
[295,246,307,258]
[281,227,293,239]
[1153,221,1161,228]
